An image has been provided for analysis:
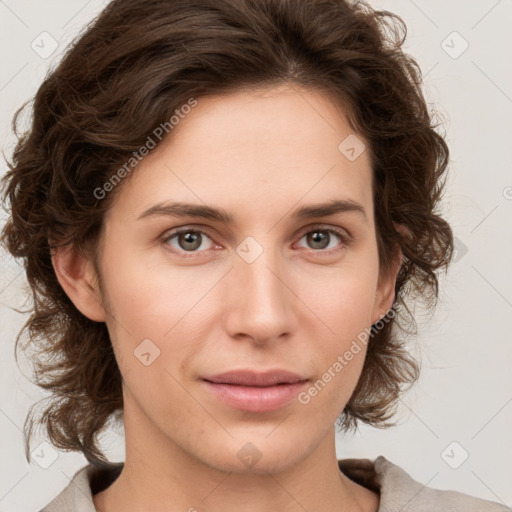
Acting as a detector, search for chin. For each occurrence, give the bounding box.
[197,435,306,475]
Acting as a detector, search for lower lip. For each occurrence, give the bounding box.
[202,380,308,412]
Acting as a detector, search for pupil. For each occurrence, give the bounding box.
[309,231,328,249]
[180,232,201,250]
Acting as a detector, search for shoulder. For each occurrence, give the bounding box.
[39,463,123,512]
[338,455,510,512]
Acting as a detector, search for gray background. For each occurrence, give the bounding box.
[1,0,511,510]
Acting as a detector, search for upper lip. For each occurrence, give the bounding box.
[202,369,308,387]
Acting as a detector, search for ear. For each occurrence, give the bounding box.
[371,222,407,324]
[50,243,106,322]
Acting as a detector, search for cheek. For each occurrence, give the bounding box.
[98,248,220,378]
[295,262,378,399]
[295,256,379,335]
[100,246,204,332]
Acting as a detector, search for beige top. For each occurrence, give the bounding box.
[40,455,510,511]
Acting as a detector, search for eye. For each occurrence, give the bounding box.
[161,225,351,257]
[162,228,217,254]
[295,226,350,254]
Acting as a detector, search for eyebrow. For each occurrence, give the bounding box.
[136,199,368,224]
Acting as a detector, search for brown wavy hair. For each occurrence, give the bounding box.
[1,0,453,466]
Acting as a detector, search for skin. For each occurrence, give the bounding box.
[52,82,402,512]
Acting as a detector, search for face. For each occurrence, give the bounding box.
[78,83,397,474]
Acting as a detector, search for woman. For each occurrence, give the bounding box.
[1,0,508,511]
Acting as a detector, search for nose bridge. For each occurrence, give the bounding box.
[226,235,291,341]
[239,239,285,310]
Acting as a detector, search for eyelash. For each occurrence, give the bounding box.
[160,225,352,257]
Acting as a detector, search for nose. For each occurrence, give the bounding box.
[223,243,294,345]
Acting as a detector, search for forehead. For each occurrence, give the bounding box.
[108,84,374,226]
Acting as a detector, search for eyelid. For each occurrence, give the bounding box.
[296,223,351,241]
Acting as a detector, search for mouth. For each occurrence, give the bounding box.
[201,369,308,386]
[200,369,309,412]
